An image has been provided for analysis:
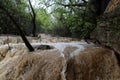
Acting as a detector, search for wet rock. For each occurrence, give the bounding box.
[33,45,54,50]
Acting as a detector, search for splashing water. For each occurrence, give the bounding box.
[0,35,120,80]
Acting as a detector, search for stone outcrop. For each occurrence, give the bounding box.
[91,0,120,53]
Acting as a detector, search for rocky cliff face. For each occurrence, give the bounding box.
[91,2,120,53]
[0,41,120,80]
[105,0,120,13]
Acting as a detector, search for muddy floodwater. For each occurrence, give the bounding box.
[0,34,120,80]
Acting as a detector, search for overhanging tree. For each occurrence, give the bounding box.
[0,4,34,52]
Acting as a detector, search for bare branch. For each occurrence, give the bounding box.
[28,0,36,37]
[82,0,87,3]
[59,3,86,7]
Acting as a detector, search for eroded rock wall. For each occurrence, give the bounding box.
[91,4,120,53]
[105,0,120,13]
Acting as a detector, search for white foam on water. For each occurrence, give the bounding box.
[61,59,67,80]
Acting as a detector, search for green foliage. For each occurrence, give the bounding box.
[0,0,97,38]
[0,0,30,34]
[42,0,97,38]
[36,8,53,30]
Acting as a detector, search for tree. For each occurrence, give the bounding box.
[28,0,37,37]
[46,0,94,38]
[0,0,34,51]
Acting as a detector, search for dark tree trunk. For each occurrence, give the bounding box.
[0,6,34,52]
[28,0,36,37]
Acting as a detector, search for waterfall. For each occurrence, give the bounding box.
[0,35,120,80]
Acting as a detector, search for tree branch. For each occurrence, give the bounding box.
[82,0,87,3]
[59,3,87,7]
[28,0,36,37]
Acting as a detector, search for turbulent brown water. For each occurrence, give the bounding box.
[0,34,120,80]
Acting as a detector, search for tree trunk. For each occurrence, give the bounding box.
[0,6,34,52]
[28,0,36,37]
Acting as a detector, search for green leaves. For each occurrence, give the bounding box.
[36,8,53,30]
[37,0,96,38]
[0,0,32,34]
[0,0,97,38]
